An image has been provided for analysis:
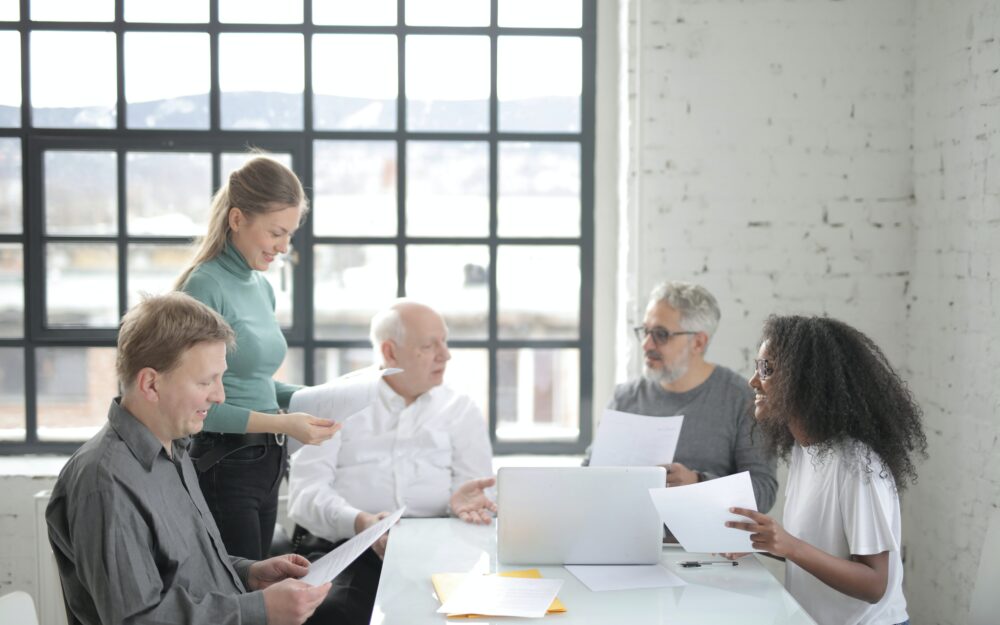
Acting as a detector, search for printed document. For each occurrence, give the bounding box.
[648,471,758,553]
[301,507,405,586]
[286,366,401,453]
[589,409,683,467]
[437,575,564,618]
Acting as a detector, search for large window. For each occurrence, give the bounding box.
[0,0,595,454]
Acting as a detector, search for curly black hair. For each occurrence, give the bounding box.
[754,315,927,490]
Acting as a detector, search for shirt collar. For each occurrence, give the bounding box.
[107,398,167,471]
[107,398,190,470]
[216,239,253,279]
[377,378,440,411]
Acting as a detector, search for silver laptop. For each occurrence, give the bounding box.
[497,466,666,565]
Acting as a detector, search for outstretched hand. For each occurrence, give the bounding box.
[450,476,497,525]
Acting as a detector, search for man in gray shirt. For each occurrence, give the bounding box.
[46,293,332,625]
[606,281,777,512]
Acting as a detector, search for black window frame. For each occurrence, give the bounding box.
[0,0,596,456]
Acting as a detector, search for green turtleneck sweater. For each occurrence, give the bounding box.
[181,241,301,433]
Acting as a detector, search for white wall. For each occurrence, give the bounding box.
[623,1,999,623]
[904,1,1000,623]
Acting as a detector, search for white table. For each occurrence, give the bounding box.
[370,518,817,625]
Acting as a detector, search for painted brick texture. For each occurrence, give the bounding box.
[627,1,999,624]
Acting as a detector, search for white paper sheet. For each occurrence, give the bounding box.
[286,366,401,453]
[437,575,564,618]
[565,564,687,592]
[589,409,684,467]
[647,471,759,554]
[300,507,405,586]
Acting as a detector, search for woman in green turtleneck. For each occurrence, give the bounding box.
[175,156,339,560]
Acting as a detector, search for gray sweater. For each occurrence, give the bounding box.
[606,366,777,513]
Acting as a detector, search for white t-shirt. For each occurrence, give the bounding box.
[287,380,494,542]
[783,442,908,625]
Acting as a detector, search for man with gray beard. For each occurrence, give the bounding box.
[599,281,776,513]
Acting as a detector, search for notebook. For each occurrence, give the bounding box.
[496,466,666,565]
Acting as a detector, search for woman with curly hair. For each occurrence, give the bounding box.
[726,315,926,625]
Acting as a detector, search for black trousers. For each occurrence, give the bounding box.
[193,435,285,560]
[296,530,383,625]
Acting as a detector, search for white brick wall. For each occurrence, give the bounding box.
[904,1,1000,623]
[624,1,999,623]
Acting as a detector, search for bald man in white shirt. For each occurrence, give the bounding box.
[287,300,495,625]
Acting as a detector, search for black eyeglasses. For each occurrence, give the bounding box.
[633,326,698,346]
[753,359,774,380]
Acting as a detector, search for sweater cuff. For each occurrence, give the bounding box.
[236,591,268,625]
[203,402,251,433]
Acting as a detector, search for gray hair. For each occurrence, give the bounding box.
[648,281,721,340]
[369,304,406,365]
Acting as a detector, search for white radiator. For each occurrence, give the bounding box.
[33,491,68,625]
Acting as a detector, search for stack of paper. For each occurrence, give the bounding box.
[432,569,566,618]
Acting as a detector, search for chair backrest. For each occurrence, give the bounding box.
[968,507,1000,625]
[0,590,39,625]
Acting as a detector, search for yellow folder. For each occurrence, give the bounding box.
[431,569,567,618]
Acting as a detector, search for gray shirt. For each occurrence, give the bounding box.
[46,400,267,625]
[606,366,777,513]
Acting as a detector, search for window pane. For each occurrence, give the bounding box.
[31,31,116,128]
[313,34,396,131]
[406,0,488,26]
[499,0,582,28]
[406,245,488,339]
[0,1,18,20]
[314,244,396,339]
[127,152,211,235]
[0,243,23,337]
[222,151,292,176]
[125,33,209,129]
[313,0,394,25]
[220,33,303,130]
[406,141,488,236]
[31,0,113,22]
[314,347,375,382]
[45,150,117,235]
[0,32,20,127]
[125,0,208,23]
[406,36,489,132]
[496,348,578,441]
[262,254,294,328]
[313,140,396,237]
[127,243,193,309]
[220,0,302,24]
[46,243,118,328]
[0,138,21,233]
[276,347,304,385]
[499,142,580,237]
[36,347,118,441]
[498,36,581,133]
[445,348,488,423]
[0,347,24,441]
[498,246,578,339]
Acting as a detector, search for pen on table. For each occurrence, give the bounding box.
[679,560,739,568]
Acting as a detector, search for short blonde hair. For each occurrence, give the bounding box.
[117,292,235,388]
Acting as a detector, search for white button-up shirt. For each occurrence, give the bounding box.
[287,380,494,542]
